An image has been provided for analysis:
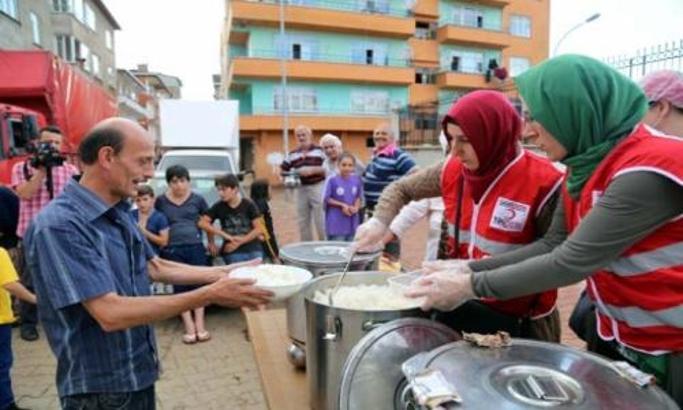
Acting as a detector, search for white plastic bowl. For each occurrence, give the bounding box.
[230,264,313,302]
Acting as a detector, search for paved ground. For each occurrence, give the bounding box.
[12,187,582,409]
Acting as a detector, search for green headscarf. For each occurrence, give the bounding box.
[514,54,647,198]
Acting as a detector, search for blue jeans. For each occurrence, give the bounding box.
[60,384,155,410]
[0,325,13,409]
[222,249,263,265]
[327,234,354,241]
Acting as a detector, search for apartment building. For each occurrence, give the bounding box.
[0,0,120,90]
[220,0,548,181]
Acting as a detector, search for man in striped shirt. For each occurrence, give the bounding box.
[280,125,326,241]
[362,123,417,257]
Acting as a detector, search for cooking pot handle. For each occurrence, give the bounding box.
[322,316,341,341]
[361,319,389,331]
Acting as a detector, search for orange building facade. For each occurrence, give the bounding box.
[220,0,549,184]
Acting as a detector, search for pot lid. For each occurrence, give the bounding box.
[408,339,677,409]
[339,318,460,410]
[280,241,380,266]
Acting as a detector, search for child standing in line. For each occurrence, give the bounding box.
[131,185,170,255]
[250,179,280,263]
[0,247,36,410]
[323,152,363,241]
[198,174,263,264]
[131,185,171,295]
[154,165,210,345]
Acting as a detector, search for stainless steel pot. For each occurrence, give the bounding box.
[303,271,429,410]
[280,241,380,368]
[339,318,460,410]
[398,339,678,409]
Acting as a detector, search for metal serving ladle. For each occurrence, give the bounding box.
[328,247,357,307]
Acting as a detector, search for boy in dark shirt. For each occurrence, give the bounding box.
[198,174,263,264]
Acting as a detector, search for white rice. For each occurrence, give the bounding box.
[249,265,305,287]
[314,284,420,310]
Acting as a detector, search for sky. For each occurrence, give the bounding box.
[103,0,683,100]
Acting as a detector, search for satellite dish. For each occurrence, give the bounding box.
[404,0,416,9]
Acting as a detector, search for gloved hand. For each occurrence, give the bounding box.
[351,217,387,253]
[404,271,475,311]
[422,259,473,275]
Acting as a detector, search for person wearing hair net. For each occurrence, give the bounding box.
[399,55,683,404]
[641,70,683,137]
[354,90,565,342]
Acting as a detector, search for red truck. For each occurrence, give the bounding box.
[0,50,117,184]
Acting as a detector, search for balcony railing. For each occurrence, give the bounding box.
[249,105,394,116]
[438,17,503,32]
[249,0,411,18]
[233,48,411,67]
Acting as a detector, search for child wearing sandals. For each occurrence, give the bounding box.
[154,165,211,344]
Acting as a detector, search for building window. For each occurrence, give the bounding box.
[352,44,388,66]
[105,30,113,49]
[509,57,530,76]
[73,0,84,21]
[351,90,390,114]
[453,6,484,28]
[415,21,435,39]
[274,87,317,112]
[450,51,484,73]
[292,43,302,60]
[92,53,100,76]
[84,4,95,30]
[56,35,75,61]
[361,0,389,14]
[52,0,71,12]
[0,0,18,19]
[30,12,41,45]
[415,68,435,84]
[510,15,531,37]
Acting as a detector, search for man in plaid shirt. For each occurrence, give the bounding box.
[11,126,78,341]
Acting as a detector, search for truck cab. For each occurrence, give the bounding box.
[0,104,43,184]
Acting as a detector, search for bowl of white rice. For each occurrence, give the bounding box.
[231,264,313,301]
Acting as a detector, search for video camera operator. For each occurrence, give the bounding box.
[10,125,78,341]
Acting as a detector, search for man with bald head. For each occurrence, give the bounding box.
[280,125,326,241]
[24,118,272,409]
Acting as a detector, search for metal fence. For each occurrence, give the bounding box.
[604,39,683,81]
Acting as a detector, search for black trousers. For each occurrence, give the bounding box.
[16,243,37,329]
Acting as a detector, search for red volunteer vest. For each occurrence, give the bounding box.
[442,150,564,318]
[563,124,683,353]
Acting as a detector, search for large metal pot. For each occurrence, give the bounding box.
[280,241,380,368]
[339,318,460,410]
[304,271,429,410]
[397,339,678,409]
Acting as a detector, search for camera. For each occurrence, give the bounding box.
[29,142,66,169]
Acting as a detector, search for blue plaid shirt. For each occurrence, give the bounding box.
[24,180,159,397]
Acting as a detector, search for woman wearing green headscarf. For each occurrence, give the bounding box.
[405,55,683,405]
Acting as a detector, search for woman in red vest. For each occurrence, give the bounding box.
[406,55,683,405]
[355,90,566,341]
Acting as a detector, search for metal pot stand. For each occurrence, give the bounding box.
[339,318,461,410]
